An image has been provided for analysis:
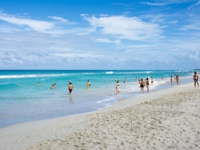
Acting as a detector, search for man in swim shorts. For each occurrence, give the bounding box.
[193,72,199,87]
[68,82,73,95]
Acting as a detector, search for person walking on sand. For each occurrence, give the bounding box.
[145,78,149,92]
[68,82,73,95]
[116,81,120,94]
[193,72,199,87]
[140,79,144,92]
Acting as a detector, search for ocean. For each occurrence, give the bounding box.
[0,70,194,128]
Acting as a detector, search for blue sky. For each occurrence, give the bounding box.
[0,0,200,70]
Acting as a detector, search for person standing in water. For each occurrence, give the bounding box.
[124,78,126,83]
[116,81,120,94]
[174,75,176,82]
[51,84,55,89]
[175,75,179,85]
[151,77,154,84]
[170,75,173,86]
[140,79,144,92]
[86,80,91,88]
[37,82,40,86]
[193,72,199,87]
[68,82,73,95]
[145,78,150,92]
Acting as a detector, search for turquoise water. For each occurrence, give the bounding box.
[0,70,193,128]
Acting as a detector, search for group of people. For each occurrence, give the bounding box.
[68,80,90,95]
[170,75,180,85]
[139,78,150,93]
[115,77,153,94]
[36,72,199,96]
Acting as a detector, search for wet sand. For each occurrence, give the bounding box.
[0,83,200,150]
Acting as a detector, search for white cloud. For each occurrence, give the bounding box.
[181,23,200,30]
[52,53,102,58]
[48,16,76,24]
[0,13,54,32]
[169,20,179,24]
[188,1,200,10]
[83,15,162,41]
[190,50,199,60]
[141,0,193,6]
[140,2,168,6]
[92,38,121,44]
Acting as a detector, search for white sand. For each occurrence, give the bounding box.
[1,83,200,150]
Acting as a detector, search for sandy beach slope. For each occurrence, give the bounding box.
[0,83,200,150]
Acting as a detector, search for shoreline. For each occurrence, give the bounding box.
[0,76,192,129]
[0,81,199,149]
[0,71,192,128]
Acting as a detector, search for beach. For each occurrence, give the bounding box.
[0,82,200,150]
[0,70,192,128]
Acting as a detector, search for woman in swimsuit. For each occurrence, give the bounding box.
[116,81,120,94]
[146,78,149,92]
[140,79,144,92]
[170,75,173,86]
[193,72,199,87]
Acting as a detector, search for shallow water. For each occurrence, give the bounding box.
[0,70,194,128]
